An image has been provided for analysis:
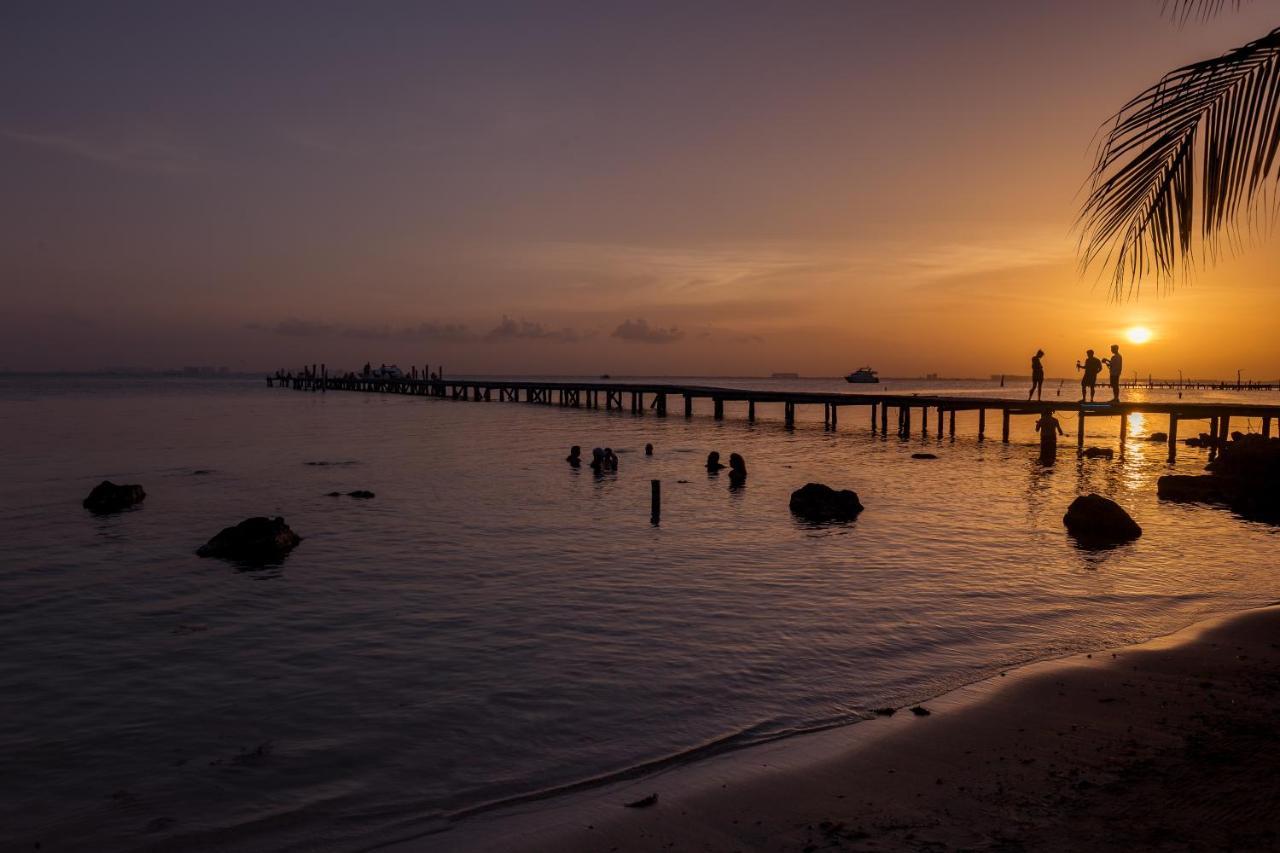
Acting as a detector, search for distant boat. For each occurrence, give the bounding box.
[599,373,611,379]
[845,367,879,384]
[771,372,799,379]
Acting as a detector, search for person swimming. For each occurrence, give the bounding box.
[603,448,619,471]
[566,445,581,467]
[590,447,605,472]
[728,453,747,486]
[706,451,725,472]
[1035,410,1066,463]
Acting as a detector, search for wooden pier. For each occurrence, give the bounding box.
[271,375,1280,463]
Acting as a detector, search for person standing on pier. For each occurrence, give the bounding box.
[1076,349,1102,403]
[1028,349,1045,401]
[1102,344,1123,403]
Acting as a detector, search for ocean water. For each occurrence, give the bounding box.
[1,375,1276,852]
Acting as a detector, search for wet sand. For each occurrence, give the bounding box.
[425,604,1280,852]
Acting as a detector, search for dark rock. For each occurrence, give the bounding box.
[1063,494,1142,546]
[872,707,896,717]
[1146,432,1168,443]
[347,490,375,499]
[1157,475,1231,505]
[910,706,931,716]
[911,452,938,460]
[196,516,301,561]
[82,480,146,513]
[191,469,213,475]
[1082,447,1114,459]
[789,483,864,522]
[326,491,343,497]
[624,793,658,809]
[1200,434,1280,522]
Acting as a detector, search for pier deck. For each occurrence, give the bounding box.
[272,375,1280,462]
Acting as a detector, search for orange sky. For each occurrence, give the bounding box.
[3,2,1279,378]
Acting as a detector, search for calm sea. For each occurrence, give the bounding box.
[1,375,1276,851]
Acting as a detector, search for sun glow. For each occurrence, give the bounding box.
[1126,326,1153,344]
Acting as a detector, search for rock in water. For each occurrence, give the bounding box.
[1146,432,1168,443]
[911,453,938,460]
[789,483,864,522]
[1082,447,1114,459]
[1157,475,1230,505]
[196,517,301,561]
[1062,494,1141,546]
[347,490,375,499]
[82,480,146,513]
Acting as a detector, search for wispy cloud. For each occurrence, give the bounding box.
[485,315,584,343]
[2,129,205,175]
[612,318,684,344]
[250,318,476,342]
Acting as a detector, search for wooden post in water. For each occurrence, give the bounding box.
[948,409,956,440]
[830,404,838,429]
[1220,414,1231,446]
[1001,409,1011,443]
[656,393,667,417]
[714,398,724,420]
[978,408,985,441]
[902,405,911,436]
[1119,412,1127,457]
[881,402,888,435]
[871,403,877,433]
[684,395,693,418]
[1264,415,1272,438]
[785,402,796,428]
[1167,414,1178,463]
[921,407,928,438]
[936,407,943,437]
[651,479,661,525]
[1077,411,1085,448]
[1208,416,1219,461]
[748,400,756,422]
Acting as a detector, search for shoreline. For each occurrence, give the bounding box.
[401,603,1280,852]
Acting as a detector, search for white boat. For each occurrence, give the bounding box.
[845,367,879,384]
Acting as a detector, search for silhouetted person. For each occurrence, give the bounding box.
[728,453,747,486]
[645,443,653,456]
[1035,410,1066,464]
[706,451,725,472]
[1102,344,1123,403]
[1029,349,1045,401]
[590,447,605,473]
[566,445,581,467]
[603,448,618,471]
[1076,349,1102,402]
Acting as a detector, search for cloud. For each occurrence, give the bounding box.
[611,318,684,344]
[2,129,204,175]
[485,315,583,343]
[251,318,476,342]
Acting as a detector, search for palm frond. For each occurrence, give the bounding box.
[1079,27,1280,297]
[1162,0,1248,24]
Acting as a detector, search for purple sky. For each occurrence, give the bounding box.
[4,1,1279,376]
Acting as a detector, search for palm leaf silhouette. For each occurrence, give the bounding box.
[1162,0,1247,23]
[1080,26,1280,296]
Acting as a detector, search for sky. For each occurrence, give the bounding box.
[3,1,1279,378]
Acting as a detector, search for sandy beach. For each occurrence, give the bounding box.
[424,603,1280,852]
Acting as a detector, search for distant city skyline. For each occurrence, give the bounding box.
[4,1,1280,376]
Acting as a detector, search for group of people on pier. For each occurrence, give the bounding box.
[1028,345,1125,404]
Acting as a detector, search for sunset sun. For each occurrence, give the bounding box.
[1126,326,1153,344]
